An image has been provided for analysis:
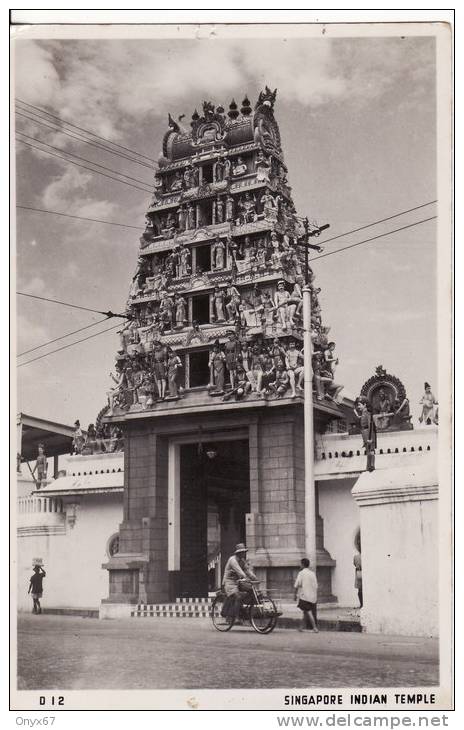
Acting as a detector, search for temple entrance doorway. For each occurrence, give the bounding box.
[176,437,250,598]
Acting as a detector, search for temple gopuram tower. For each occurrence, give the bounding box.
[103,89,343,606]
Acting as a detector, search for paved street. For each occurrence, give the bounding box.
[17,614,438,690]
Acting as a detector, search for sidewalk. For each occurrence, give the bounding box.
[278,603,361,632]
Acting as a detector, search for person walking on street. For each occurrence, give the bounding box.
[294,558,319,632]
[28,565,46,614]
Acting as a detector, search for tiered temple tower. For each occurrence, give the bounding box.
[103,89,342,606]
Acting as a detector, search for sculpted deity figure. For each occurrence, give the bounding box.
[223,157,231,180]
[208,341,226,394]
[241,235,255,262]
[285,339,304,397]
[170,171,183,191]
[255,150,271,182]
[72,420,85,455]
[212,286,226,322]
[215,196,225,224]
[270,233,284,269]
[107,364,128,414]
[419,382,438,425]
[262,291,275,327]
[183,165,193,189]
[323,342,339,375]
[238,193,257,224]
[186,203,196,230]
[225,195,234,222]
[222,366,252,402]
[159,290,174,331]
[250,343,264,393]
[178,244,191,277]
[174,293,187,328]
[288,278,303,326]
[358,399,377,472]
[232,156,247,177]
[268,366,290,398]
[177,205,186,232]
[224,331,240,389]
[153,341,168,400]
[226,284,241,322]
[29,445,44,484]
[213,156,225,182]
[211,237,226,270]
[274,280,291,330]
[167,348,183,398]
[260,190,277,217]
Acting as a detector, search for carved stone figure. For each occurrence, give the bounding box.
[212,286,226,322]
[232,156,247,177]
[174,293,187,328]
[238,193,257,224]
[270,233,284,269]
[268,366,289,397]
[208,341,226,394]
[226,284,241,321]
[224,332,240,388]
[167,348,183,398]
[260,190,277,217]
[211,237,226,270]
[215,196,224,224]
[72,420,85,454]
[225,195,234,222]
[274,280,291,330]
[213,156,225,182]
[419,382,438,425]
[255,150,271,181]
[186,203,195,230]
[170,171,183,191]
[360,401,377,472]
[31,444,47,488]
[177,205,186,231]
[159,291,174,331]
[178,245,191,277]
[153,341,167,400]
[285,339,304,397]
[222,366,252,401]
[323,342,339,375]
[288,280,303,326]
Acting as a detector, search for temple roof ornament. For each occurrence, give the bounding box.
[356,367,413,432]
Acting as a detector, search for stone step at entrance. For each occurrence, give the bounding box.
[130,599,362,632]
[131,598,212,618]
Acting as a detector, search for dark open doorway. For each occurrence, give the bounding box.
[178,438,250,598]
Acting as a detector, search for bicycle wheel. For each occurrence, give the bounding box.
[249,594,278,634]
[211,594,235,632]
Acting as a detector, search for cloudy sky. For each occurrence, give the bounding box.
[14,30,438,427]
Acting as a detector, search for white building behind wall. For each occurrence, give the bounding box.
[17,424,438,637]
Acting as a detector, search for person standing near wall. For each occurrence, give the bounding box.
[353,531,363,611]
[28,564,46,614]
[294,558,319,633]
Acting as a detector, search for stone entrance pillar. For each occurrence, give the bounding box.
[103,424,170,605]
[352,456,438,636]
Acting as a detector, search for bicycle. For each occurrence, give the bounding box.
[211,580,280,634]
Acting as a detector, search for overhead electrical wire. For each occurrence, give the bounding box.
[16,138,153,194]
[16,132,153,187]
[313,200,438,247]
[16,98,156,163]
[17,291,126,318]
[17,321,122,367]
[18,317,111,357]
[16,205,144,230]
[15,214,438,367]
[16,110,155,171]
[311,216,437,262]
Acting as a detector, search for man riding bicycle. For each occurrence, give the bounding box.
[222,543,257,623]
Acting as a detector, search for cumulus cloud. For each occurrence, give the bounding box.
[15,36,434,141]
[41,165,117,219]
